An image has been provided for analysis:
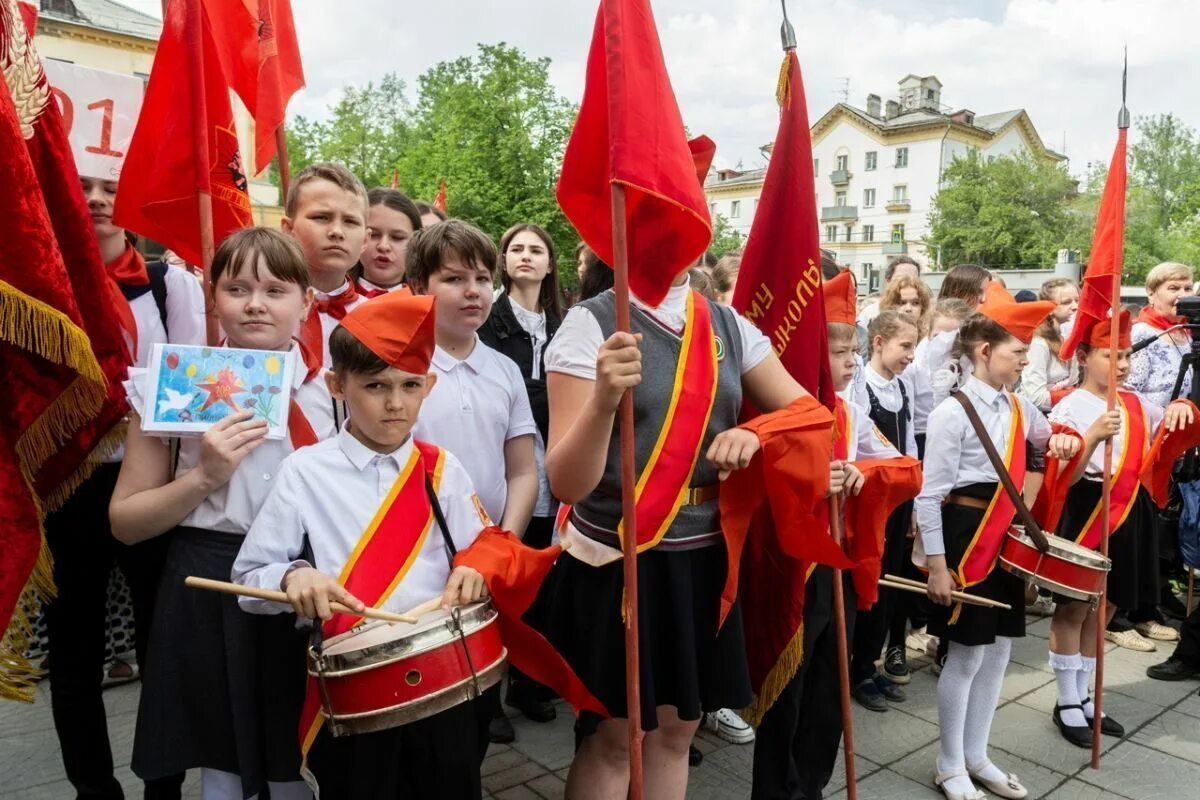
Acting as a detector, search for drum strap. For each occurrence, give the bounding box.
[426,477,457,570]
[952,392,1050,553]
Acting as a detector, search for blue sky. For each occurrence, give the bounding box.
[120,0,1199,177]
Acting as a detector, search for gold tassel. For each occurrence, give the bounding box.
[0,501,51,703]
[741,621,805,728]
[42,424,126,514]
[0,279,107,386]
[14,375,105,481]
[948,600,964,626]
[775,54,792,109]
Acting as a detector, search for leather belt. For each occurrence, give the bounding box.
[594,484,719,505]
[945,493,990,510]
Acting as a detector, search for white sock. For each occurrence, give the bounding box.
[1049,651,1085,726]
[201,769,254,800]
[1078,655,1102,718]
[937,641,984,797]
[965,637,1012,783]
[266,780,313,800]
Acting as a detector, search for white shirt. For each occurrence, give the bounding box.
[914,376,1052,556]
[232,430,489,616]
[544,282,773,380]
[1128,321,1191,409]
[129,266,206,367]
[903,338,937,436]
[1049,389,1163,479]
[509,300,548,381]
[413,339,537,523]
[1018,336,1078,412]
[862,363,919,457]
[313,281,367,368]
[858,300,881,328]
[838,388,901,462]
[124,343,338,533]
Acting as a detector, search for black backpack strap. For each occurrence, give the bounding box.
[425,476,457,571]
[146,261,169,336]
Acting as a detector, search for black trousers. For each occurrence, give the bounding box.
[752,567,856,800]
[43,464,183,800]
[849,502,911,684]
[1173,600,1200,666]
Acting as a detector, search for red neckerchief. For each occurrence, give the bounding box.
[299,279,361,366]
[105,245,146,358]
[287,337,322,449]
[1138,304,1185,334]
[355,276,405,299]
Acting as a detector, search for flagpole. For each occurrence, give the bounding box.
[275,126,291,202]
[183,0,217,345]
[610,183,645,797]
[1091,49,1129,770]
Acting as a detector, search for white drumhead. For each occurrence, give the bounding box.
[321,604,468,656]
[1041,533,1104,560]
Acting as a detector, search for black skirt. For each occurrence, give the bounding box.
[535,543,751,737]
[928,483,1026,646]
[1057,481,1159,612]
[132,527,308,798]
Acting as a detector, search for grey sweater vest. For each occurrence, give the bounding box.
[572,290,745,550]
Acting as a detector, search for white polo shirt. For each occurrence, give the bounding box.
[413,338,537,523]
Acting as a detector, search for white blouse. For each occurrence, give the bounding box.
[1049,389,1163,479]
[1019,336,1078,412]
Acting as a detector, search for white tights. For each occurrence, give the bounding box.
[200,768,312,800]
[936,637,1012,794]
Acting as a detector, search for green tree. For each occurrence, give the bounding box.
[1130,113,1200,227]
[709,214,745,258]
[926,151,1089,268]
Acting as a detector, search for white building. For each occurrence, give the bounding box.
[705,74,1065,293]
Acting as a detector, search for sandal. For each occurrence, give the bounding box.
[968,761,1028,799]
[933,768,986,800]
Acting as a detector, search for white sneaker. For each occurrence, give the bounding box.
[906,628,936,655]
[704,707,755,744]
[1026,596,1055,617]
[1105,628,1156,652]
[1135,621,1180,642]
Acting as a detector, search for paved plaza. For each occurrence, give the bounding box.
[1,613,1197,799]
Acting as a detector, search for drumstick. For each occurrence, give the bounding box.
[878,577,1012,610]
[399,595,446,620]
[184,576,419,624]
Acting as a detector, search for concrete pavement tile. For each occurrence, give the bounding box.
[986,702,1100,771]
[847,704,940,765]
[999,659,1055,702]
[1072,740,1200,797]
[1010,630,1058,668]
[483,748,532,776]
[509,709,577,772]
[1016,679,1164,743]
[822,767,943,799]
[482,762,548,794]
[1091,649,1200,708]
[890,669,940,724]
[1043,777,1135,799]
[495,786,540,800]
[525,772,566,799]
[682,761,751,799]
[0,695,53,739]
[693,727,726,753]
[1176,690,1200,719]
[890,740,1068,800]
[1131,709,1200,764]
[701,738,754,776]
[827,749,880,793]
[1025,615,1052,639]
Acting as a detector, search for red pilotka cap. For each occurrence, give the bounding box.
[1085,308,1133,350]
[339,293,437,374]
[977,282,1054,344]
[823,270,857,326]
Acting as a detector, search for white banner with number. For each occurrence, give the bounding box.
[42,60,144,181]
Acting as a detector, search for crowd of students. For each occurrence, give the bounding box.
[35,162,1200,800]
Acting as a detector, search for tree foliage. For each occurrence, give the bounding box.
[283,44,579,285]
[709,214,745,258]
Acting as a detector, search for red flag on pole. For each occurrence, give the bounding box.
[433,180,447,212]
[1059,128,1127,361]
[390,168,399,189]
[556,0,711,306]
[114,0,253,267]
[204,0,305,172]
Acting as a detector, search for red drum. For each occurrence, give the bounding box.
[999,527,1111,603]
[308,601,506,737]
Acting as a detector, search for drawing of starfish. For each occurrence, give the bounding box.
[195,365,248,412]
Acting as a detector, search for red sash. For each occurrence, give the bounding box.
[1073,392,1148,549]
[619,290,719,552]
[833,397,851,461]
[954,395,1025,588]
[298,440,446,760]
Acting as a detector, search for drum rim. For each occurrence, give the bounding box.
[1000,556,1101,602]
[1009,530,1111,570]
[312,603,498,675]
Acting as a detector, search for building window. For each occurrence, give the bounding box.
[730,200,741,219]
[825,225,838,242]
[863,225,874,242]
[836,154,849,172]
[865,151,877,171]
[835,191,847,207]
[895,147,909,168]
[709,202,717,215]
[862,262,873,279]
[863,188,875,208]
[891,224,906,243]
[893,185,908,202]
[813,158,819,177]
[844,225,853,242]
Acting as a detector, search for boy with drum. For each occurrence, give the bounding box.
[233,292,492,799]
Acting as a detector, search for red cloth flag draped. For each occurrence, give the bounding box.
[433,180,447,212]
[729,49,840,724]
[1060,128,1127,360]
[204,0,305,172]
[556,0,711,306]
[113,0,253,267]
[1,0,130,698]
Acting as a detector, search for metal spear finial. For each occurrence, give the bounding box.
[780,0,797,51]
[1118,45,1130,129]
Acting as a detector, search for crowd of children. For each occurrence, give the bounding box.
[35,157,1200,800]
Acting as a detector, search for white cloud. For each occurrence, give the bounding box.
[117,0,1200,176]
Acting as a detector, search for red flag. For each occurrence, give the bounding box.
[204,0,305,172]
[114,0,253,267]
[1060,128,1127,360]
[0,0,130,697]
[390,168,399,189]
[729,50,839,723]
[556,0,711,306]
[433,180,447,212]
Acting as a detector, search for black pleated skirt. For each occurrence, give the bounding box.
[928,483,1026,646]
[1057,481,1159,612]
[132,527,308,798]
[535,543,751,738]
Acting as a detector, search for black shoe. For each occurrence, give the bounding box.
[1146,656,1200,682]
[1159,594,1189,622]
[853,678,888,712]
[873,674,906,702]
[883,646,911,685]
[506,692,557,723]
[688,743,704,767]
[489,712,515,744]
[1052,704,1093,749]
[1081,699,1125,737]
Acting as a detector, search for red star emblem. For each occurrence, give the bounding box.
[196,365,248,412]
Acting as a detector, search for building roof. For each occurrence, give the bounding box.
[705,167,766,191]
[38,0,161,41]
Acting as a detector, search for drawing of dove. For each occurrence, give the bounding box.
[158,387,194,416]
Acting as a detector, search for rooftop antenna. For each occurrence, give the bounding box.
[834,77,851,104]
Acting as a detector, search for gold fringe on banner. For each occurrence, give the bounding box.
[775,53,792,109]
[0,503,50,703]
[742,621,805,728]
[43,424,126,514]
